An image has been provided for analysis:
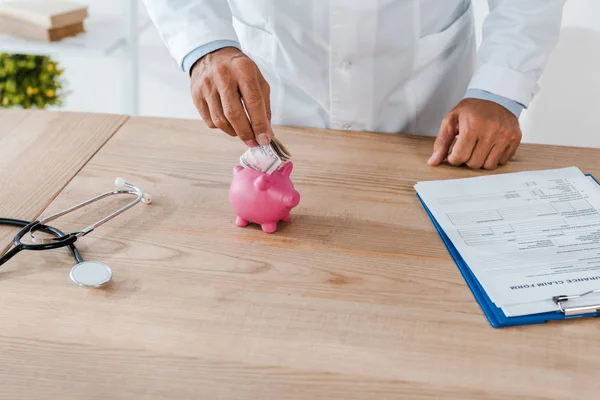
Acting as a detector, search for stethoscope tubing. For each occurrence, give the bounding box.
[0,218,83,266]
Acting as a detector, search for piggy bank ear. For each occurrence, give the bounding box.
[254,175,271,191]
[234,165,244,175]
[278,161,293,177]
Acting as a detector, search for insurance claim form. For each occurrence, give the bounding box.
[415,167,600,317]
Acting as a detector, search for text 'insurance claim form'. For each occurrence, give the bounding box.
[415,167,600,317]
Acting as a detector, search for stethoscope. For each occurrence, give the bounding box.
[0,178,151,287]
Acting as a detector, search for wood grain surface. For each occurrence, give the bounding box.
[2,113,600,399]
[0,110,128,253]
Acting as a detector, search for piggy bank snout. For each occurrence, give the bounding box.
[283,190,300,208]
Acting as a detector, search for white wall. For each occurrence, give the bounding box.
[473,0,600,147]
[53,0,600,147]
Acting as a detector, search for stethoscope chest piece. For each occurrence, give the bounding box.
[70,261,112,287]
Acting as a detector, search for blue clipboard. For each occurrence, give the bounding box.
[416,173,600,328]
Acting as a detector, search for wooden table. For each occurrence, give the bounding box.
[1,110,600,399]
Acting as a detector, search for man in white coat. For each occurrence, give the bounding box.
[144,0,565,170]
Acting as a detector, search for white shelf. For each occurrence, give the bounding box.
[0,15,150,57]
[1,17,119,56]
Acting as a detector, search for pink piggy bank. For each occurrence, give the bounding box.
[229,161,300,233]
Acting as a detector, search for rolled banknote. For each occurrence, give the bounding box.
[239,137,291,174]
[270,137,291,162]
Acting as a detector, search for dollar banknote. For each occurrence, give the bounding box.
[270,137,291,162]
[239,137,291,174]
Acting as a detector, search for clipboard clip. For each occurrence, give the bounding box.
[553,289,600,316]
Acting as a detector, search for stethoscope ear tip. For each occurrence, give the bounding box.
[115,177,127,188]
[141,193,152,204]
[70,261,112,287]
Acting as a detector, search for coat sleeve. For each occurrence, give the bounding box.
[142,0,240,71]
[467,0,566,108]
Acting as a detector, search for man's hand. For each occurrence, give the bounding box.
[428,98,522,170]
[190,47,272,147]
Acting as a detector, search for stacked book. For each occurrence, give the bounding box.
[0,1,88,42]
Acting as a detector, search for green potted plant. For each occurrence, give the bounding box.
[0,53,65,109]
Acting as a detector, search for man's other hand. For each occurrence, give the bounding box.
[190,47,272,147]
[428,98,522,170]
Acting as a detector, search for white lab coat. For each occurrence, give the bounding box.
[144,0,565,135]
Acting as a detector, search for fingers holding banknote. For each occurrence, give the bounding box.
[190,46,273,147]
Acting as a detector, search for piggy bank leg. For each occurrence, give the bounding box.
[261,222,278,233]
[236,216,249,227]
[281,213,291,222]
